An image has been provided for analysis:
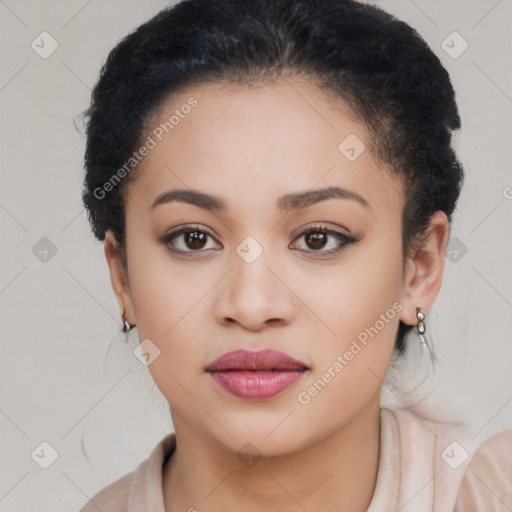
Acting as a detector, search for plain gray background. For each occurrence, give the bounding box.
[1,0,511,510]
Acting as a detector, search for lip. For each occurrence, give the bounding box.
[206,349,309,400]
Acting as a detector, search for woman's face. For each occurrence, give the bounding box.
[109,79,416,454]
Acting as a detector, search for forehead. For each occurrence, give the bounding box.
[126,79,404,219]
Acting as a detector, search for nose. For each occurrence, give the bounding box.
[213,253,296,332]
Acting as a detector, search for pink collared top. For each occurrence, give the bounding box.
[79,406,474,512]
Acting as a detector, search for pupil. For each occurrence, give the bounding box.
[307,232,326,250]
[186,231,206,249]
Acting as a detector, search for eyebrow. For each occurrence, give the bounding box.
[150,186,371,212]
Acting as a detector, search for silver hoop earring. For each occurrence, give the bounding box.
[416,306,435,363]
[416,306,426,347]
[122,309,136,332]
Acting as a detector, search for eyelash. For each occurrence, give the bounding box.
[161,223,359,258]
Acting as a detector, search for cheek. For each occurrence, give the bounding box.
[126,226,209,338]
[129,262,207,413]
[296,240,403,348]
[124,235,205,390]
[292,240,403,397]
[129,265,208,372]
[294,270,401,429]
[296,295,398,412]
[293,342,390,444]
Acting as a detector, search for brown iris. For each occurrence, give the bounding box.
[305,232,327,250]
[185,230,207,250]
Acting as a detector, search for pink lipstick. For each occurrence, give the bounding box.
[205,348,309,400]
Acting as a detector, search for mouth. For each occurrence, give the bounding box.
[206,348,310,400]
[205,348,309,372]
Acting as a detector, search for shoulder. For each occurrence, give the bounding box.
[454,427,512,512]
[381,406,474,511]
[78,469,134,512]
[78,432,176,512]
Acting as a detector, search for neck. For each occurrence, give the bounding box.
[163,395,381,512]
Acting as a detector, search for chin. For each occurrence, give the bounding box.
[208,414,310,458]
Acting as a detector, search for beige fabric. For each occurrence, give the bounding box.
[79,406,474,511]
[454,427,512,512]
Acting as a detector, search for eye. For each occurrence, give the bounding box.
[161,223,359,257]
[291,224,359,256]
[161,224,220,254]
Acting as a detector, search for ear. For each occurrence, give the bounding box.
[104,230,136,326]
[398,211,451,326]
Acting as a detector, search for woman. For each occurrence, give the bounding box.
[78,0,506,510]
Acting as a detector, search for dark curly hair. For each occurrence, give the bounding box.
[81,0,464,359]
